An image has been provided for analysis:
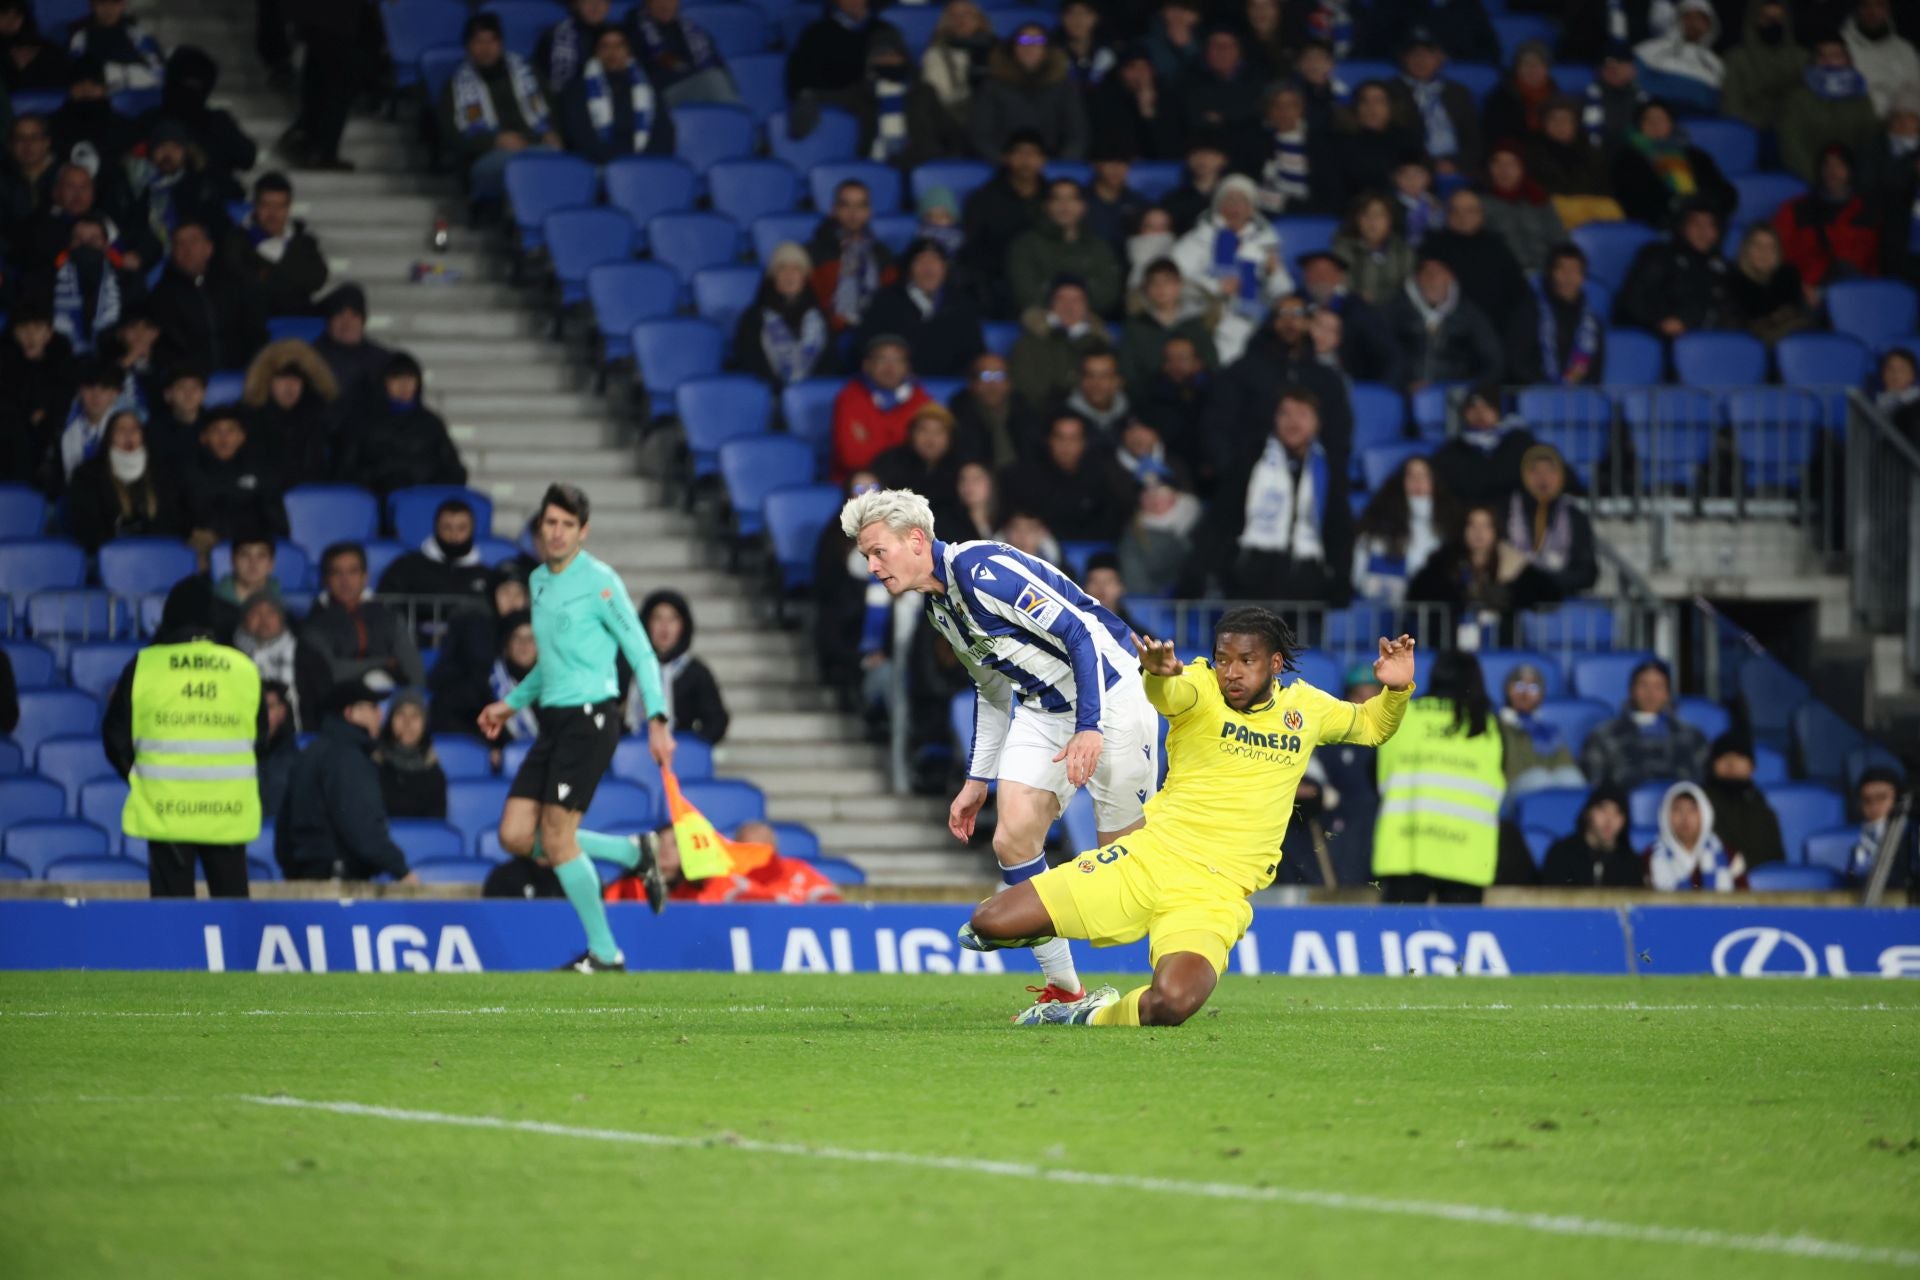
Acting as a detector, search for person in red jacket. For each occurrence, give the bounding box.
[830,334,932,481]
[1772,143,1883,297]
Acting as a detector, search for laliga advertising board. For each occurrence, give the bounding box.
[0,902,1917,977]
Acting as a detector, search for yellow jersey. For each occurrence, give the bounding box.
[1142,661,1411,892]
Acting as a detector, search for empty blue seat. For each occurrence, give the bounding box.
[0,777,67,833]
[208,539,312,592]
[390,818,466,865]
[1801,826,1860,875]
[681,778,765,829]
[268,315,326,345]
[1736,655,1809,750]
[1528,697,1612,754]
[78,777,128,849]
[1752,744,1788,784]
[1514,787,1587,836]
[36,735,113,810]
[584,777,663,829]
[809,159,901,214]
[545,207,638,306]
[1828,280,1919,348]
[27,591,119,641]
[1748,863,1842,891]
[1286,651,1342,696]
[728,51,789,123]
[1672,332,1766,388]
[749,211,819,264]
[887,3,941,52]
[475,831,511,862]
[1491,13,1558,60]
[0,741,19,776]
[45,854,145,882]
[1271,215,1337,270]
[204,370,246,408]
[1338,58,1396,86]
[682,3,769,55]
[1409,383,1455,439]
[1570,651,1657,706]
[0,484,47,538]
[1128,161,1182,202]
[765,820,821,861]
[1724,389,1821,492]
[1359,442,1429,491]
[1674,696,1730,742]
[1683,118,1757,175]
[411,857,493,884]
[1476,649,1563,701]
[97,537,197,598]
[672,732,714,781]
[768,108,858,171]
[1348,382,1406,461]
[606,738,665,790]
[706,158,802,227]
[603,155,700,247]
[1775,331,1871,393]
[1731,173,1805,229]
[673,102,758,173]
[1767,782,1850,863]
[1601,327,1662,386]
[361,539,406,587]
[981,321,1019,358]
[431,735,494,780]
[870,213,919,254]
[444,778,510,851]
[419,45,468,102]
[382,0,468,88]
[587,261,682,364]
[480,0,562,55]
[765,484,844,589]
[1516,385,1613,487]
[285,485,379,554]
[13,689,102,759]
[1791,700,1864,786]
[678,375,773,479]
[0,856,28,879]
[633,318,726,417]
[810,855,866,885]
[0,537,85,595]
[911,160,993,208]
[720,436,818,536]
[389,486,493,549]
[646,211,741,284]
[1626,779,1675,830]
[6,818,110,877]
[1619,388,1717,486]
[1520,601,1616,651]
[2,640,58,688]
[504,152,597,253]
[1572,223,1660,292]
[1447,62,1500,103]
[949,687,976,761]
[691,265,763,336]
[779,378,840,458]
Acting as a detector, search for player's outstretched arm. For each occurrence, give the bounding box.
[1374,634,1416,690]
[1131,632,1183,677]
[1334,635,1417,746]
[1132,632,1200,719]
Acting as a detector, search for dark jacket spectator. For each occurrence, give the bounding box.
[959,137,1048,313]
[147,220,269,372]
[1252,82,1343,218]
[846,25,954,168]
[1383,256,1506,390]
[257,681,300,820]
[638,589,730,744]
[1006,178,1122,317]
[1194,309,1353,487]
[427,570,530,737]
[533,0,607,93]
[1611,100,1737,229]
[998,412,1132,541]
[302,543,428,689]
[1181,29,1265,173]
[1430,385,1539,512]
[64,3,164,92]
[1503,444,1598,602]
[734,243,838,387]
[1385,48,1486,176]
[277,682,417,882]
[1778,40,1881,183]
[1481,40,1563,144]
[1703,734,1789,867]
[1525,97,1614,198]
[1527,244,1609,386]
[379,498,494,600]
[67,408,182,551]
[969,25,1088,161]
[123,119,237,256]
[1540,786,1644,887]
[241,338,335,490]
[233,595,333,735]
[0,306,75,485]
[874,401,967,531]
[1581,658,1710,790]
[136,44,258,180]
[628,0,736,103]
[1118,268,1217,390]
[437,16,559,189]
[309,285,390,421]
[180,410,290,546]
[373,690,449,820]
[1087,49,1183,160]
[805,187,898,334]
[785,0,901,102]
[557,24,677,162]
[1481,146,1567,276]
[1201,389,1351,602]
[1421,188,1536,367]
[1617,205,1733,335]
[853,240,985,378]
[220,172,328,317]
[1719,0,1804,136]
[1773,144,1884,288]
[47,67,139,183]
[951,353,1042,470]
[1336,81,1421,202]
[334,353,466,497]
[1006,280,1113,410]
[1407,504,1557,620]
[1724,224,1811,342]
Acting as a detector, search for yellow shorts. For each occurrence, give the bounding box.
[1030,827,1253,975]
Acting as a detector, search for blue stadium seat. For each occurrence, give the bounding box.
[802,854,862,885]
[646,211,741,284]
[1766,782,1848,862]
[1601,327,1662,387]
[475,830,510,862]
[1476,649,1563,701]
[208,540,312,592]
[1528,698,1612,754]
[673,102,758,174]
[246,817,275,868]
[0,777,67,833]
[763,820,820,861]
[45,854,145,882]
[545,207,639,306]
[633,319,726,417]
[27,591,119,641]
[1724,389,1821,492]
[887,2,941,52]
[765,485,844,589]
[871,213,919,254]
[1491,14,1558,61]
[768,108,858,171]
[1338,59,1396,87]
[6,819,110,877]
[1753,744,1789,783]
[97,537,197,598]
[78,777,128,850]
[475,538,519,568]
[204,370,246,408]
[390,486,493,549]
[360,539,406,588]
[749,212,820,264]
[1060,787,1098,855]
[1348,382,1406,462]
[584,778,663,829]
[779,379,841,459]
[691,265,763,336]
[1042,161,1094,189]
[720,436,818,536]
[501,739,533,779]
[0,537,85,595]
[678,375,774,479]
[706,159,802,227]
[284,485,379,553]
[63,644,135,706]
[1775,331,1871,395]
[1736,655,1809,751]
[1682,118,1756,176]
[431,735,494,781]
[1827,280,1919,347]
[1128,161,1183,202]
[808,159,902,214]
[411,857,493,884]
[603,156,701,248]
[981,321,1019,359]
[0,484,47,538]
[1791,700,1865,786]
[419,45,467,102]
[390,818,466,865]
[681,778,765,829]
[728,51,789,124]
[672,732,714,780]
[1619,388,1717,487]
[920,376,964,405]
[13,689,102,759]
[1627,780,1676,830]
[1674,696,1730,743]
[1748,863,1842,891]
[587,261,683,364]
[2,640,58,688]
[382,0,467,89]
[1447,62,1500,103]
[504,152,597,253]
[1514,787,1586,837]
[606,738,663,790]
[1286,651,1342,696]
[1408,383,1455,439]
[1520,601,1616,651]
[949,687,975,762]
[480,0,563,55]
[1730,173,1805,229]
[36,735,113,810]
[444,778,510,851]
[992,7,1056,37]
[1570,651,1656,707]
[0,741,19,776]
[682,3,769,55]
[1516,385,1612,488]
[910,160,994,209]
[0,856,29,879]
[1271,215,1337,271]
[1845,745,1905,790]
[267,315,326,345]
[1801,826,1860,874]
[1571,223,1660,292]
[1359,442,1430,492]
[1672,332,1766,389]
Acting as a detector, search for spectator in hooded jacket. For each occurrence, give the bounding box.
[1633,0,1724,115]
[535,0,614,94]
[1007,177,1122,316]
[374,690,449,821]
[276,674,421,884]
[637,589,730,744]
[65,0,163,93]
[1385,27,1484,177]
[136,44,257,181]
[1842,0,1920,116]
[1540,787,1643,887]
[335,352,467,497]
[181,407,289,548]
[807,178,898,334]
[221,171,328,318]
[1617,201,1733,337]
[854,239,985,378]
[734,242,837,388]
[310,285,390,423]
[302,541,427,688]
[1644,781,1750,891]
[831,334,933,480]
[1774,143,1884,291]
[1498,662,1589,797]
[1384,253,1505,392]
[233,593,332,734]
[67,407,182,551]
[1612,99,1737,229]
[439,14,562,201]
[241,338,335,491]
[1703,734,1789,867]
[1781,38,1883,182]
[1582,658,1709,791]
[1504,443,1596,601]
[557,24,676,163]
[148,218,269,373]
[379,497,493,600]
[970,23,1088,161]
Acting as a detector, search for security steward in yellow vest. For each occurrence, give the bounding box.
[102,577,268,898]
[1372,650,1507,904]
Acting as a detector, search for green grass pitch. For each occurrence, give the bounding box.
[2,972,1916,1279]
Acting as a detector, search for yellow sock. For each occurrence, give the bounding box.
[1090,985,1148,1027]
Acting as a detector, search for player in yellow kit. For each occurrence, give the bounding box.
[960,606,1416,1026]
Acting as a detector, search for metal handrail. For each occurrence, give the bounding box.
[1843,391,1920,680]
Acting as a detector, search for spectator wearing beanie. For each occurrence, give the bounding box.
[137,45,257,180]
[1505,442,1596,600]
[1703,734,1788,867]
[373,690,450,820]
[1580,658,1709,791]
[223,171,330,316]
[1384,26,1485,177]
[334,352,467,498]
[735,242,838,387]
[311,285,392,420]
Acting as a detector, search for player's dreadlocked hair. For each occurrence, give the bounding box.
[1214,606,1299,673]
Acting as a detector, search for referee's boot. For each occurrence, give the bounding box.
[558,950,626,973]
[632,832,668,915]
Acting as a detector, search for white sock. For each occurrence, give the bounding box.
[1032,937,1080,994]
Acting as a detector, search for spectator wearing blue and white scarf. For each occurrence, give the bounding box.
[558,25,676,163]
[66,0,164,93]
[488,612,543,743]
[438,14,558,198]
[1386,29,1483,175]
[534,0,613,94]
[631,0,739,106]
[48,218,124,356]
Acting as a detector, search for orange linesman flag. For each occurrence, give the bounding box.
[663,767,773,881]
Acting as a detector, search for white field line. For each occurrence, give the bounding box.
[240,1095,1920,1270]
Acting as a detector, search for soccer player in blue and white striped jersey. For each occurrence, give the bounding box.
[842,488,1159,1012]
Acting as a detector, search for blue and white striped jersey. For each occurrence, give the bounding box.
[923,539,1139,780]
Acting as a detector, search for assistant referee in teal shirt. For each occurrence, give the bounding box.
[480,482,673,972]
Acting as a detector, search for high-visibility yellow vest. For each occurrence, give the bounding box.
[1372,698,1505,886]
[124,640,261,844]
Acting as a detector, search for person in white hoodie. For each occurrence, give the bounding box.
[1643,780,1750,892]
[1634,0,1724,115]
[1843,0,1920,116]
[1169,174,1293,363]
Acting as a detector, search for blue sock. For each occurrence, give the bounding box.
[1001,853,1047,887]
[554,856,620,963]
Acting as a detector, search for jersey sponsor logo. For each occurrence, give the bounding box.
[1283,708,1304,731]
[1012,584,1062,627]
[1217,722,1302,755]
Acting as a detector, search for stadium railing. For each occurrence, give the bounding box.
[1842,392,1920,682]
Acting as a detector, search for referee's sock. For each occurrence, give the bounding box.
[554,855,621,964]
[576,830,641,871]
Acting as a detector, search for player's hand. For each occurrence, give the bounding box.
[1374,634,1416,691]
[476,701,513,741]
[1131,632,1183,677]
[1054,729,1104,789]
[948,779,989,843]
[647,716,676,770]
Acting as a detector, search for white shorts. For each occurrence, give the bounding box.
[998,677,1159,833]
